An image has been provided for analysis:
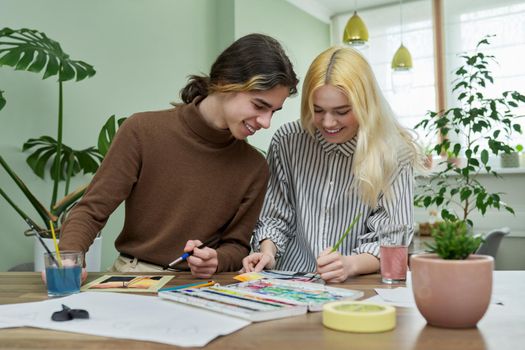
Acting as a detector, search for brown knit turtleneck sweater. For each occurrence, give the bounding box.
[59,100,269,272]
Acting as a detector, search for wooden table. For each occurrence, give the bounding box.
[0,271,523,349]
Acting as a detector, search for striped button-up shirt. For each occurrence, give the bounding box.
[252,121,414,272]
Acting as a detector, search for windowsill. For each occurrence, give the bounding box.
[489,167,525,175]
[417,157,525,176]
[414,223,525,239]
[416,167,525,177]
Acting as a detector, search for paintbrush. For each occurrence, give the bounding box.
[168,236,219,267]
[26,219,59,266]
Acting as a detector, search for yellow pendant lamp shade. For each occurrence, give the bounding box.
[343,11,369,46]
[391,44,413,70]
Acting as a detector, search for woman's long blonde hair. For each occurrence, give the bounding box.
[301,46,422,208]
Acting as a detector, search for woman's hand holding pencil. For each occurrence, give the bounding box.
[316,251,380,283]
[316,249,354,283]
[316,213,363,283]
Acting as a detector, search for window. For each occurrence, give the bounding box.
[331,0,436,147]
[444,0,525,151]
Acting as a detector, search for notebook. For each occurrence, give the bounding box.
[158,278,363,322]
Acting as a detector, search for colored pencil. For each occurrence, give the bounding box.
[159,281,215,292]
[331,212,362,252]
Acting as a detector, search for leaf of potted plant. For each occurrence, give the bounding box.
[411,220,492,328]
[0,90,6,110]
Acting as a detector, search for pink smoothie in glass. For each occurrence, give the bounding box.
[380,245,408,282]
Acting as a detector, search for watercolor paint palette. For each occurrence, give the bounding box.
[158,278,363,321]
[220,279,363,311]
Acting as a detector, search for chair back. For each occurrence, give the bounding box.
[476,227,510,258]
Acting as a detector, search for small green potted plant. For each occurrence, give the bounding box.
[411,220,492,328]
[425,220,483,259]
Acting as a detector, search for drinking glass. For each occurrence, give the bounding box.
[378,224,409,284]
[44,251,83,297]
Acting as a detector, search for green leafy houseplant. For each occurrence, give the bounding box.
[0,27,124,236]
[411,37,513,328]
[414,36,525,226]
[425,220,484,260]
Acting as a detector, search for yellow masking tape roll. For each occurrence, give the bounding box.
[322,301,396,333]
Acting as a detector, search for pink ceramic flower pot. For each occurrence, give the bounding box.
[410,253,494,328]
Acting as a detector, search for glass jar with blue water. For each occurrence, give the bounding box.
[44,251,83,297]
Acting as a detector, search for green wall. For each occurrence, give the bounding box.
[235,0,330,150]
[0,0,329,271]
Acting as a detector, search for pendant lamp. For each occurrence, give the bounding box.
[391,0,413,92]
[392,44,413,70]
[343,2,369,47]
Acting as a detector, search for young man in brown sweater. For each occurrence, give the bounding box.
[56,33,298,279]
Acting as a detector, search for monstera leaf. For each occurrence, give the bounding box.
[97,115,127,156]
[0,90,5,110]
[0,27,95,81]
[23,136,103,181]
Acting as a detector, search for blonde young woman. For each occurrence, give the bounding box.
[242,46,422,283]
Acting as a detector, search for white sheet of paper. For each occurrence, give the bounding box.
[0,316,27,329]
[0,292,250,347]
[369,278,504,309]
[372,287,416,308]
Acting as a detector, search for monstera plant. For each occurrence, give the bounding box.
[0,27,123,237]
